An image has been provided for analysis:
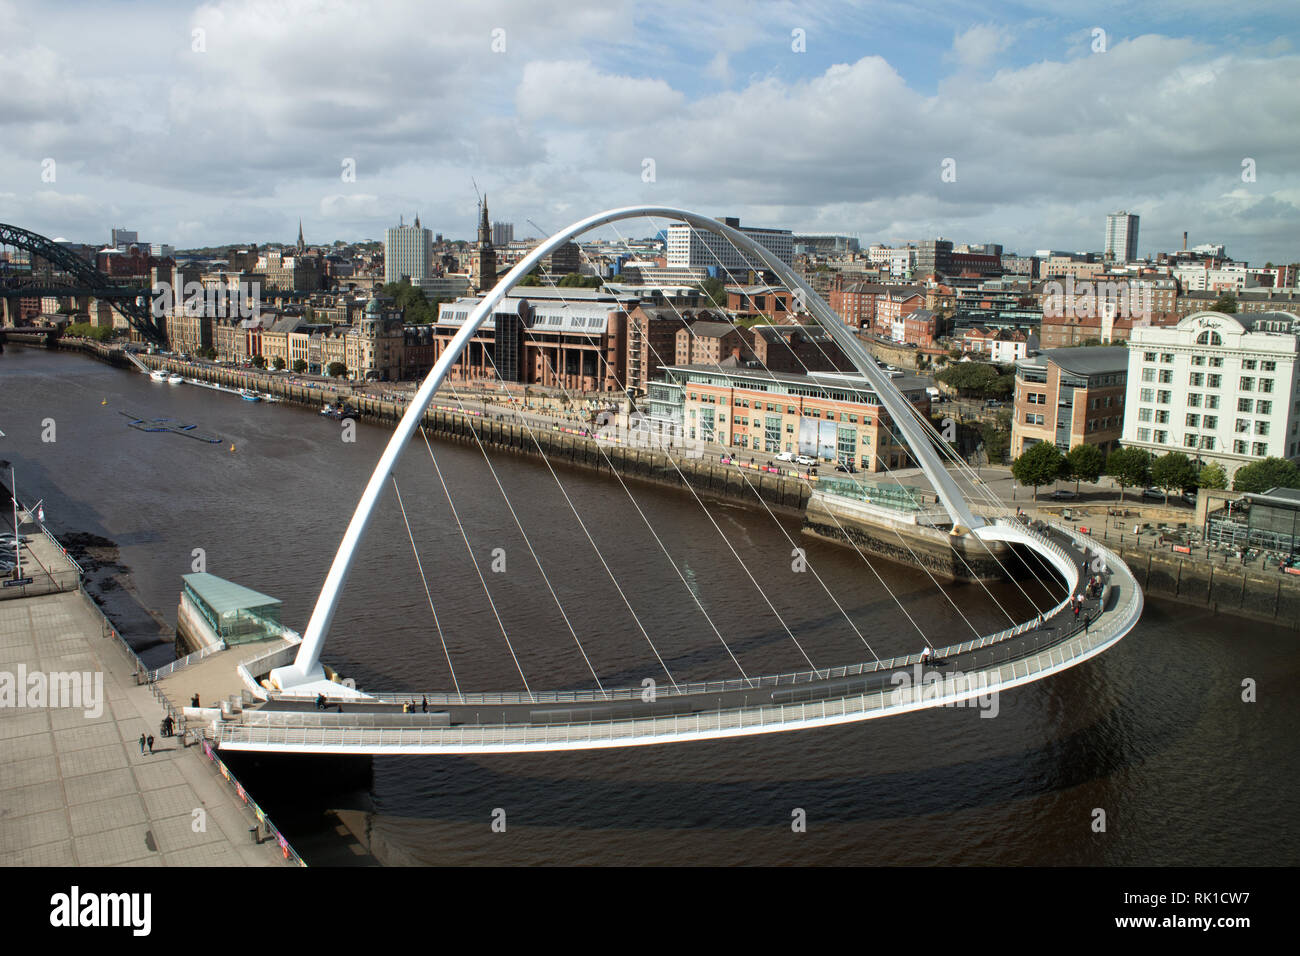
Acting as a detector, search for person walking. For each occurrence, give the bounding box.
[138,733,146,756]
[146,735,155,755]
[421,696,428,713]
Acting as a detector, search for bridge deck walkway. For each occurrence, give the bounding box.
[237,521,1104,733]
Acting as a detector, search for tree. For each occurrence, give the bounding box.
[1150,451,1198,503]
[272,356,286,370]
[1210,293,1237,314]
[1197,462,1228,491]
[1106,446,1152,501]
[251,355,266,369]
[1011,441,1065,500]
[1232,457,1300,494]
[1065,443,1105,492]
[293,359,308,373]
[327,361,347,378]
[979,411,1012,464]
[697,276,728,308]
[935,362,999,396]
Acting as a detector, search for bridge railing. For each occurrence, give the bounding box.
[215,580,1141,752]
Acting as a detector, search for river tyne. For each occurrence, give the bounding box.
[3,345,1296,866]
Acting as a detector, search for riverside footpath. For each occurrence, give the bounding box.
[0,497,301,866]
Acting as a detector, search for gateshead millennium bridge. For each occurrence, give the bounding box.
[130,206,1143,754]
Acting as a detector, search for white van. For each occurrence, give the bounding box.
[775,451,794,462]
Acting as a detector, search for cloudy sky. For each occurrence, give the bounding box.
[2,0,1298,263]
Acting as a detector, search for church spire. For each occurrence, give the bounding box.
[297,219,305,253]
[414,211,420,229]
[478,194,491,245]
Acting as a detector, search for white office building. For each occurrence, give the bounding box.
[1122,311,1300,476]
[665,216,793,276]
[384,215,433,284]
[1105,211,1139,263]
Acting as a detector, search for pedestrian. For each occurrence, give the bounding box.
[1073,602,1080,619]
[138,733,146,755]
[146,735,155,755]
[421,695,428,713]
[315,692,326,711]
[191,693,200,708]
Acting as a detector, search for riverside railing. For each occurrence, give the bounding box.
[148,641,227,681]
[198,740,307,867]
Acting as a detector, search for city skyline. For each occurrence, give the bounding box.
[2,1,1298,262]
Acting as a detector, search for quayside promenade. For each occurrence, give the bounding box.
[0,508,298,866]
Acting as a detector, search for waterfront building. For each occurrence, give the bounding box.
[354,297,406,381]
[626,305,723,395]
[1121,310,1300,476]
[434,292,629,391]
[750,323,853,374]
[178,572,284,651]
[645,365,930,470]
[1011,346,1129,458]
[675,320,753,367]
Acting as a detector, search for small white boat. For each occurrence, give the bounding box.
[149,370,168,382]
[239,388,262,402]
[167,373,184,384]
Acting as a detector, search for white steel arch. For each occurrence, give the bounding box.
[271,207,985,690]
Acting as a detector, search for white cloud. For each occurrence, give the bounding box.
[1,3,1297,263]
[516,61,684,124]
[948,23,1014,69]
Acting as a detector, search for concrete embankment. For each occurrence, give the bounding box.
[1104,544,1300,628]
[803,493,1013,582]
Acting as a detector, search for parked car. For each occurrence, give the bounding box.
[795,455,816,466]
[835,462,859,474]
[1050,489,1078,500]
[775,451,794,462]
[1142,487,1165,500]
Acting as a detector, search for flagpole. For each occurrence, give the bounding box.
[10,467,19,578]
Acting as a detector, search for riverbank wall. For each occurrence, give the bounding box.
[1105,544,1300,628]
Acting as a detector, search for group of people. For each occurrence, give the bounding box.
[401,696,430,714]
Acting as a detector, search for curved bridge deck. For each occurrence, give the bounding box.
[213,519,1142,754]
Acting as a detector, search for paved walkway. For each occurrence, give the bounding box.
[0,590,293,866]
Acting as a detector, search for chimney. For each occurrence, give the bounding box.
[1182,231,1187,251]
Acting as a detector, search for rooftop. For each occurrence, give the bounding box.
[1033,345,1129,376]
[182,573,281,615]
